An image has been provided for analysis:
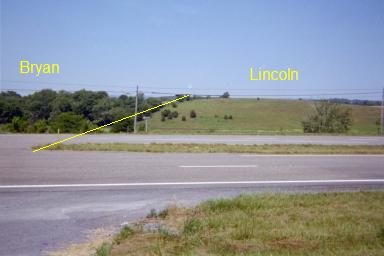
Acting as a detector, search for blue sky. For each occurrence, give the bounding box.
[1,0,384,99]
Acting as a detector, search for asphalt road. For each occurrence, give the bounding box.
[1,134,384,256]
[1,134,384,147]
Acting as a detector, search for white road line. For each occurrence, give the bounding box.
[179,165,258,168]
[1,179,384,189]
[241,154,384,157]
[350,138,378,141]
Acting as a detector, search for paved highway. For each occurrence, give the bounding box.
[0,134,383,255]
[1,134,384,147]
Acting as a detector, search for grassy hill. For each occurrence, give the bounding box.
[142,98,381,135]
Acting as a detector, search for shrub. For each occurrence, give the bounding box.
[224,115,228,120]
[172,111,179,118]
[9,116,28,132]
[161,109,171,118]
[172,102,178,108]
[302,102,352,133]
[34,119,48,133]
[49,112,89,133]
[221,91,230,98]
[161,116,166,122]
[182,115,186,121]
[190,110,197,118]
[228,115,233,119]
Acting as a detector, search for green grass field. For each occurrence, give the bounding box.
[95,192,384,256]
[143,98,381,135]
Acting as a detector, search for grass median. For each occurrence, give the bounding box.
[40,143,384,154]
[94,192,384,256]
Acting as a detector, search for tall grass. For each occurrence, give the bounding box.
[99,192,384,255]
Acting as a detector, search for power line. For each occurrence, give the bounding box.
[147,91,381,97]
[1,86,381,98]
[1,79,136,89]
[139,86,381,92]
[1,79,381,92]
[0,88,135,95]
[1,88,380,97]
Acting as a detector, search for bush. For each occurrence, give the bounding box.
[161,116,166,122]
[172,102,178,108]
[302,102,352,133]
[190,110,197,118]
[34,119,48,133]
[161,109,171,118]
[172,111,179,118]
[50,112,88,133]
[224,115,228,120]
[182,115,186,121]
[9,116,28,132]
[228,115,233,119]
[221,91,230,98]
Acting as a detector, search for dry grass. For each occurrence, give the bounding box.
[48,228,115,256]
[94,192,384,256]
[43,143,384,154]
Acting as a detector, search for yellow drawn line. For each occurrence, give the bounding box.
[32,94,190,152]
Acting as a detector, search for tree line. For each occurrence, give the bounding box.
[0,89,164,133]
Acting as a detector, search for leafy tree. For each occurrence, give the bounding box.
[25,89,57,121]
[51,91,74,115]
[108,107,134,132]
[72,90,107,121]
[92,97,114,126]
[49,112,88,133]
[302,102,352,133]
[0,89,166,133]
[0,91,23,123]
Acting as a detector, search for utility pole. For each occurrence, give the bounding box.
[381,87,384,136]
[134,85,138,133]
